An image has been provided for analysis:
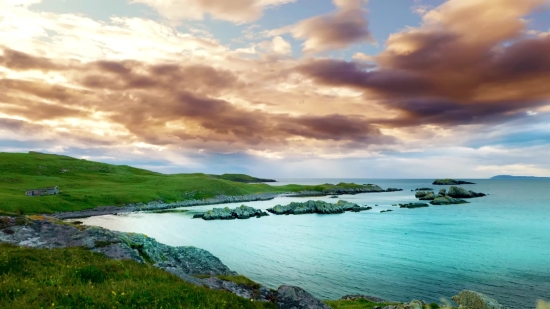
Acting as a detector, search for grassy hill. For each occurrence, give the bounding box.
[0,152,362,215]
[211,174,276,183]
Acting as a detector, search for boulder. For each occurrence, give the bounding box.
[438,189,446,197]
[451,290,505,309]
[192,214,204,219]
[276,285,330,309]
[415,191,429,198]
[267,200,371,216]
[380,210,393,213]
[201,205,269,220]
[414,188,433,191]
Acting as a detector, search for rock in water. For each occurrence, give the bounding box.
[267,200,372,216]
[430,196,469,205]
[415,191,429,198]
[452,290,505,309]
[276,285,330,309]
[438,189,446,197]
[433,179,476,185]
[447,186,486,198]
[201,205,268,220]
[419,192,436,200]
[399,203,429,209]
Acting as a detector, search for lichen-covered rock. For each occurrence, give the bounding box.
[277,285,330,309]
[452,290,505,309]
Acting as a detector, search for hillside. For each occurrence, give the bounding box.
[211,174,277,183]
[0,152,363,215]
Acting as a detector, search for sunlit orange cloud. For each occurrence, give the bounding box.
[1,0,550,177]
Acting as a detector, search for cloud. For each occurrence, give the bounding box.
[273,0,373,53]
[130,0,295,24]
[297,0,550,127]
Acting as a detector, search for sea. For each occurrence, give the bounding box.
[78,179,550,309]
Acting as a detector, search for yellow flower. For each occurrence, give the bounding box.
[112,291,116,296]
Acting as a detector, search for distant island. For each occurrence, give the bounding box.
[491,175,550,179]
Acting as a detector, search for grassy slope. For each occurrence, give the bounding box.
[212,174,276,183]
[0,152,364,215]
[0,243,275,309]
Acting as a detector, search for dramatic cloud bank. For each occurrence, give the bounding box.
[1,0,550,176]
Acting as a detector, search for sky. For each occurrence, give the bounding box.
[1,0,550,178]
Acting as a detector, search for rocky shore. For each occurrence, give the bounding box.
[53,184,403,220]
[0,216,519,309]
[266,200,372,215]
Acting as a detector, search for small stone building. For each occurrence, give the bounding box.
[25,186,59,196]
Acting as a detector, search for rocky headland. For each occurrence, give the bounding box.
[193,205,269,220]
[433,179,476,185]
[266,200,372,215]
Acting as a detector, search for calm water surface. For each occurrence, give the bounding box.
[80,179,550,309]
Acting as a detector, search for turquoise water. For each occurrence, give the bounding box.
[80,179,550,309]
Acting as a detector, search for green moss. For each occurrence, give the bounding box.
[0,243,276,309]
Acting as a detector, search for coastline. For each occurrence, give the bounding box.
[52,186,401,220]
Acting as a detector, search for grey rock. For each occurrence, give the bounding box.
[419,192,436,200]
[438,189,446,197]
[277,285,330,309]
[399,203,429,209]
[430,196,470,205]
[447,186,487,198]
[201,205,268,221]
[433,179,476,185]
[452,290,505,309]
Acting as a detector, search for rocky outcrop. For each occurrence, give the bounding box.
[0,216,235,276]
[447,186,486,198]
[386,188,403,192]
[267,200,371,216]
[430,196,469,205]
[277,285,330,309]
[412,188,433,191]
[198,205,269,220]
[380,210,393,213]
[415,191,436,200]
[452,290,506,309]
[399,203,429,209]
[433,179,475,185]
[438,189,446,197]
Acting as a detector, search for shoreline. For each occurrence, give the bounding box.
[52,186,401,220]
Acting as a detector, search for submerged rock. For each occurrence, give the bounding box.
[433,179,475,185]
[452,290,505,309]
[386,188,403,192]
[430,196,469,205]
[200,205,269,220]
[340,295,386,303]
[277,285,330,309]
[380,210,393,213]
[447,186,486,198]
[413,188,433,191]
[266,200,372,216]
[399,203,429,209]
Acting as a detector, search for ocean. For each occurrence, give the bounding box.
[78,179,550,309]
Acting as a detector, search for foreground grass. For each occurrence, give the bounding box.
[0,243,276,309]
[0,152,366,215]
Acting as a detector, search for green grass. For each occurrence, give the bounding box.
[0,243,276,309]
[0,152,367,215]
[217,275,261,290]
[211,174,276,183]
